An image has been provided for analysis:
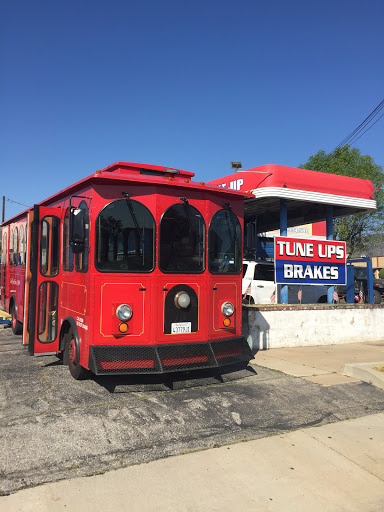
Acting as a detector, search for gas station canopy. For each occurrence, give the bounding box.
[208,165,377,232]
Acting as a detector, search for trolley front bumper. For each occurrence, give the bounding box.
[88,337,252,376]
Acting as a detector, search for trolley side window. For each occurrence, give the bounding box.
[37,281,58,342]
[1,232,6,268]
[63,208,74,271]
[40,216,60,277]
[95,198,155,272]
[19,225,24,266]
[9,229,13,266]
[159,203,206,273]
[13,228,18,266]
[208,209,242,274]
[24,224,27,266]
[75,201,89,273]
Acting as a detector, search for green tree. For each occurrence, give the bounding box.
[300,146,384,254]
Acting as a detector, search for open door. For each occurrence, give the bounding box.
[27,205,61,356]
[23,211,33,346]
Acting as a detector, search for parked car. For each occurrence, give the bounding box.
[242,260,328,305]
[336,266,383,304]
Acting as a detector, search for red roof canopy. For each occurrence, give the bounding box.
[208,165,377,232]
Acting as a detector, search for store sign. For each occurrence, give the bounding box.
[274,237,346,285]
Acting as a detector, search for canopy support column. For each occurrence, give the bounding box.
[326,205,334,304]
[280,199,288,304]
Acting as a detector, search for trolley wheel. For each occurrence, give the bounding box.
[64,329,90,380]
[11,305,23,335]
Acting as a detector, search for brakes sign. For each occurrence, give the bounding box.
[274,237,346,285]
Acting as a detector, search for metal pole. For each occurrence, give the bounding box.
[326,205,334,304]
[366,258,374,304]
[346,264,355,303]
[2,196,4,223]
[280,199,288,304]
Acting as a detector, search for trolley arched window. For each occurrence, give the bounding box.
[24,224,28,266]
[19,226,24,266]
[63,208,74,271]
[9,229,13,266]
[1,232,6,268]
[74,200,89,273]
[208,208,242,274]
[40,216,60,277]
[13,228,18,266]
[95,198,155,272]
[159,202,205,273]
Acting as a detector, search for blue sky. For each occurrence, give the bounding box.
[1,0,383,220]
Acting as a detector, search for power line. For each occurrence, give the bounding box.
[5,197,30,208]
[335,99,384,149]
[348,111,384,146]
[331,99,384,153]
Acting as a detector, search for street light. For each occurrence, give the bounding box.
[231,162,242,172]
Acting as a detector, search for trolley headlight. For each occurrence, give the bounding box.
[221,301,234,317]
[116,304,133,321]
[174,291,191,309]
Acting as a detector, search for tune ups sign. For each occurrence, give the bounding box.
[274,237,346,286]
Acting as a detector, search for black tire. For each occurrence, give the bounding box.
[63,329,90,380]
[11,304,23,335]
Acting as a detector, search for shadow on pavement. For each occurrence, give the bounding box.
[93,363,258,393]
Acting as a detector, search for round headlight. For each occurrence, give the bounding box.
[221,301,234,317]
[116,304,133,321]
[175,292,191,309]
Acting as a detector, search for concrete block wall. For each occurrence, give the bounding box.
[242,305,384,351]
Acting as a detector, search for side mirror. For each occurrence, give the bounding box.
[69,208,85,253]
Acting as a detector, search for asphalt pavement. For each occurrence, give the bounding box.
[1,324,384,511]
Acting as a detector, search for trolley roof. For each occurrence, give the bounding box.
[208,164,377,232]
[1,162,253,226]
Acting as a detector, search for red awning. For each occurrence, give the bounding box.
[208,165,377,232]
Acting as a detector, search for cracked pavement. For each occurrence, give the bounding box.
[1,325,384,495]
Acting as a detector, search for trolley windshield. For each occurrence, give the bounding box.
[95,199,155,272]
[159,203,205,273]
[208,208,242,274]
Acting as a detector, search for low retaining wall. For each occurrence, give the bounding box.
[242,304,384,351]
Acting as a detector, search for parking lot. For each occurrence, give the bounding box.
[1,324,384,497]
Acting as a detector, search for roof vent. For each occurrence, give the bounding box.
[163,168,180,174]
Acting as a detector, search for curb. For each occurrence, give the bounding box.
[344,362,384,390]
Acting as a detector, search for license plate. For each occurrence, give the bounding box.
[171,322,192,334]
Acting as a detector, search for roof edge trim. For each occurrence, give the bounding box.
[249,187,377,210]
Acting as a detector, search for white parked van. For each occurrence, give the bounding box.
[242,260,328,305]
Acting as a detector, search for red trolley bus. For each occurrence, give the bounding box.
[0,162,252,379]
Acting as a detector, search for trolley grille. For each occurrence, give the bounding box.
[88,337,252,375]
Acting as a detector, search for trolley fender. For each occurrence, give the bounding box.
[60,316,80,361]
